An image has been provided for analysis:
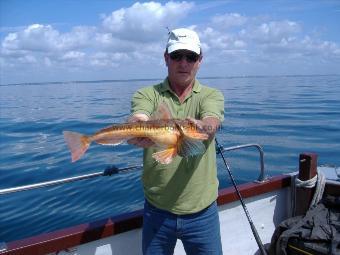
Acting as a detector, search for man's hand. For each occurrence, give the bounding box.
[127,113,155,148]
[186,116,221,138]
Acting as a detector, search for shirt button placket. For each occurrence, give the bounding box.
[178,108,183,118]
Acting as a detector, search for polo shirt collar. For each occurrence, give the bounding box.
[160,78,202,94]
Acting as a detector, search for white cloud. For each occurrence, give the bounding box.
[199,26,247,59]
[44,57,52,67]
[1,1,195,75]
[0,2,339,84]
[101,1,194,42]
[300,36,340,58]
[212,13,248,28]
[18,55,37,64]
[61,51,86,60]
[3,24,62,52]
[241,20,301,43]
[93,33,142,52]
[234,40,246,48]
[89,52,128,67]
[196,12,340,70]
[1,24,95,55]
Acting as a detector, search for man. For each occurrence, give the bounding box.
[129,28,224,255]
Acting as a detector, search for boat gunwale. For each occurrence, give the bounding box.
[2,174,339,255]
[1,174,292,255]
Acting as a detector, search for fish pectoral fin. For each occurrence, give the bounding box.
[152,147,177,164]
[95,137,126,146]
[177,137,207,158]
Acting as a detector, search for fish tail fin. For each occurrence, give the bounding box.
[63,131,91,162]
[152,147,177,164]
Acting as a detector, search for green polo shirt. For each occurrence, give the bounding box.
[131,78,224,214]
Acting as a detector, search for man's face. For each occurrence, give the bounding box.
[164,50,202,88]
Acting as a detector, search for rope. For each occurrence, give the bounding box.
[295,174,318,188]
[335,167,340,179]
[291,170,326,217]
[310,170,326,207]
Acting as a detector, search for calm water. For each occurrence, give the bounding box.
[0,76,339,242]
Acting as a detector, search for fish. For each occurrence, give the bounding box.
[63,103,209,164]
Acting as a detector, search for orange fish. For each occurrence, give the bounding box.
[63,103,209,164]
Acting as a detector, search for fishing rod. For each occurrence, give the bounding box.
[215,138,268,255]
[0,164,142,196]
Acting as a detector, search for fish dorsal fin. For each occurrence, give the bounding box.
[150,102,172,120]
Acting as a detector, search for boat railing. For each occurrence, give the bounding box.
[217,143,267,182]
[0,165,142,196]
[0,143,267,196]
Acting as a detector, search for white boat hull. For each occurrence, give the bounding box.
[56,188,290,255]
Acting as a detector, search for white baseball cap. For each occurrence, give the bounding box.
[166,28,201,55]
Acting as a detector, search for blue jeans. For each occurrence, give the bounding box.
[142,200,223,255]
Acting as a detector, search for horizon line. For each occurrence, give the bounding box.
[1,74,339,86]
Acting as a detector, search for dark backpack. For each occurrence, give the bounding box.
[268,195,340,255]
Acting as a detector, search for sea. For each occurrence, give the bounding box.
[0,75,339,242]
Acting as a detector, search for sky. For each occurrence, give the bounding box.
[0,0,340,85]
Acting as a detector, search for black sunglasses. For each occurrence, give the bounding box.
[169,52,200,63]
